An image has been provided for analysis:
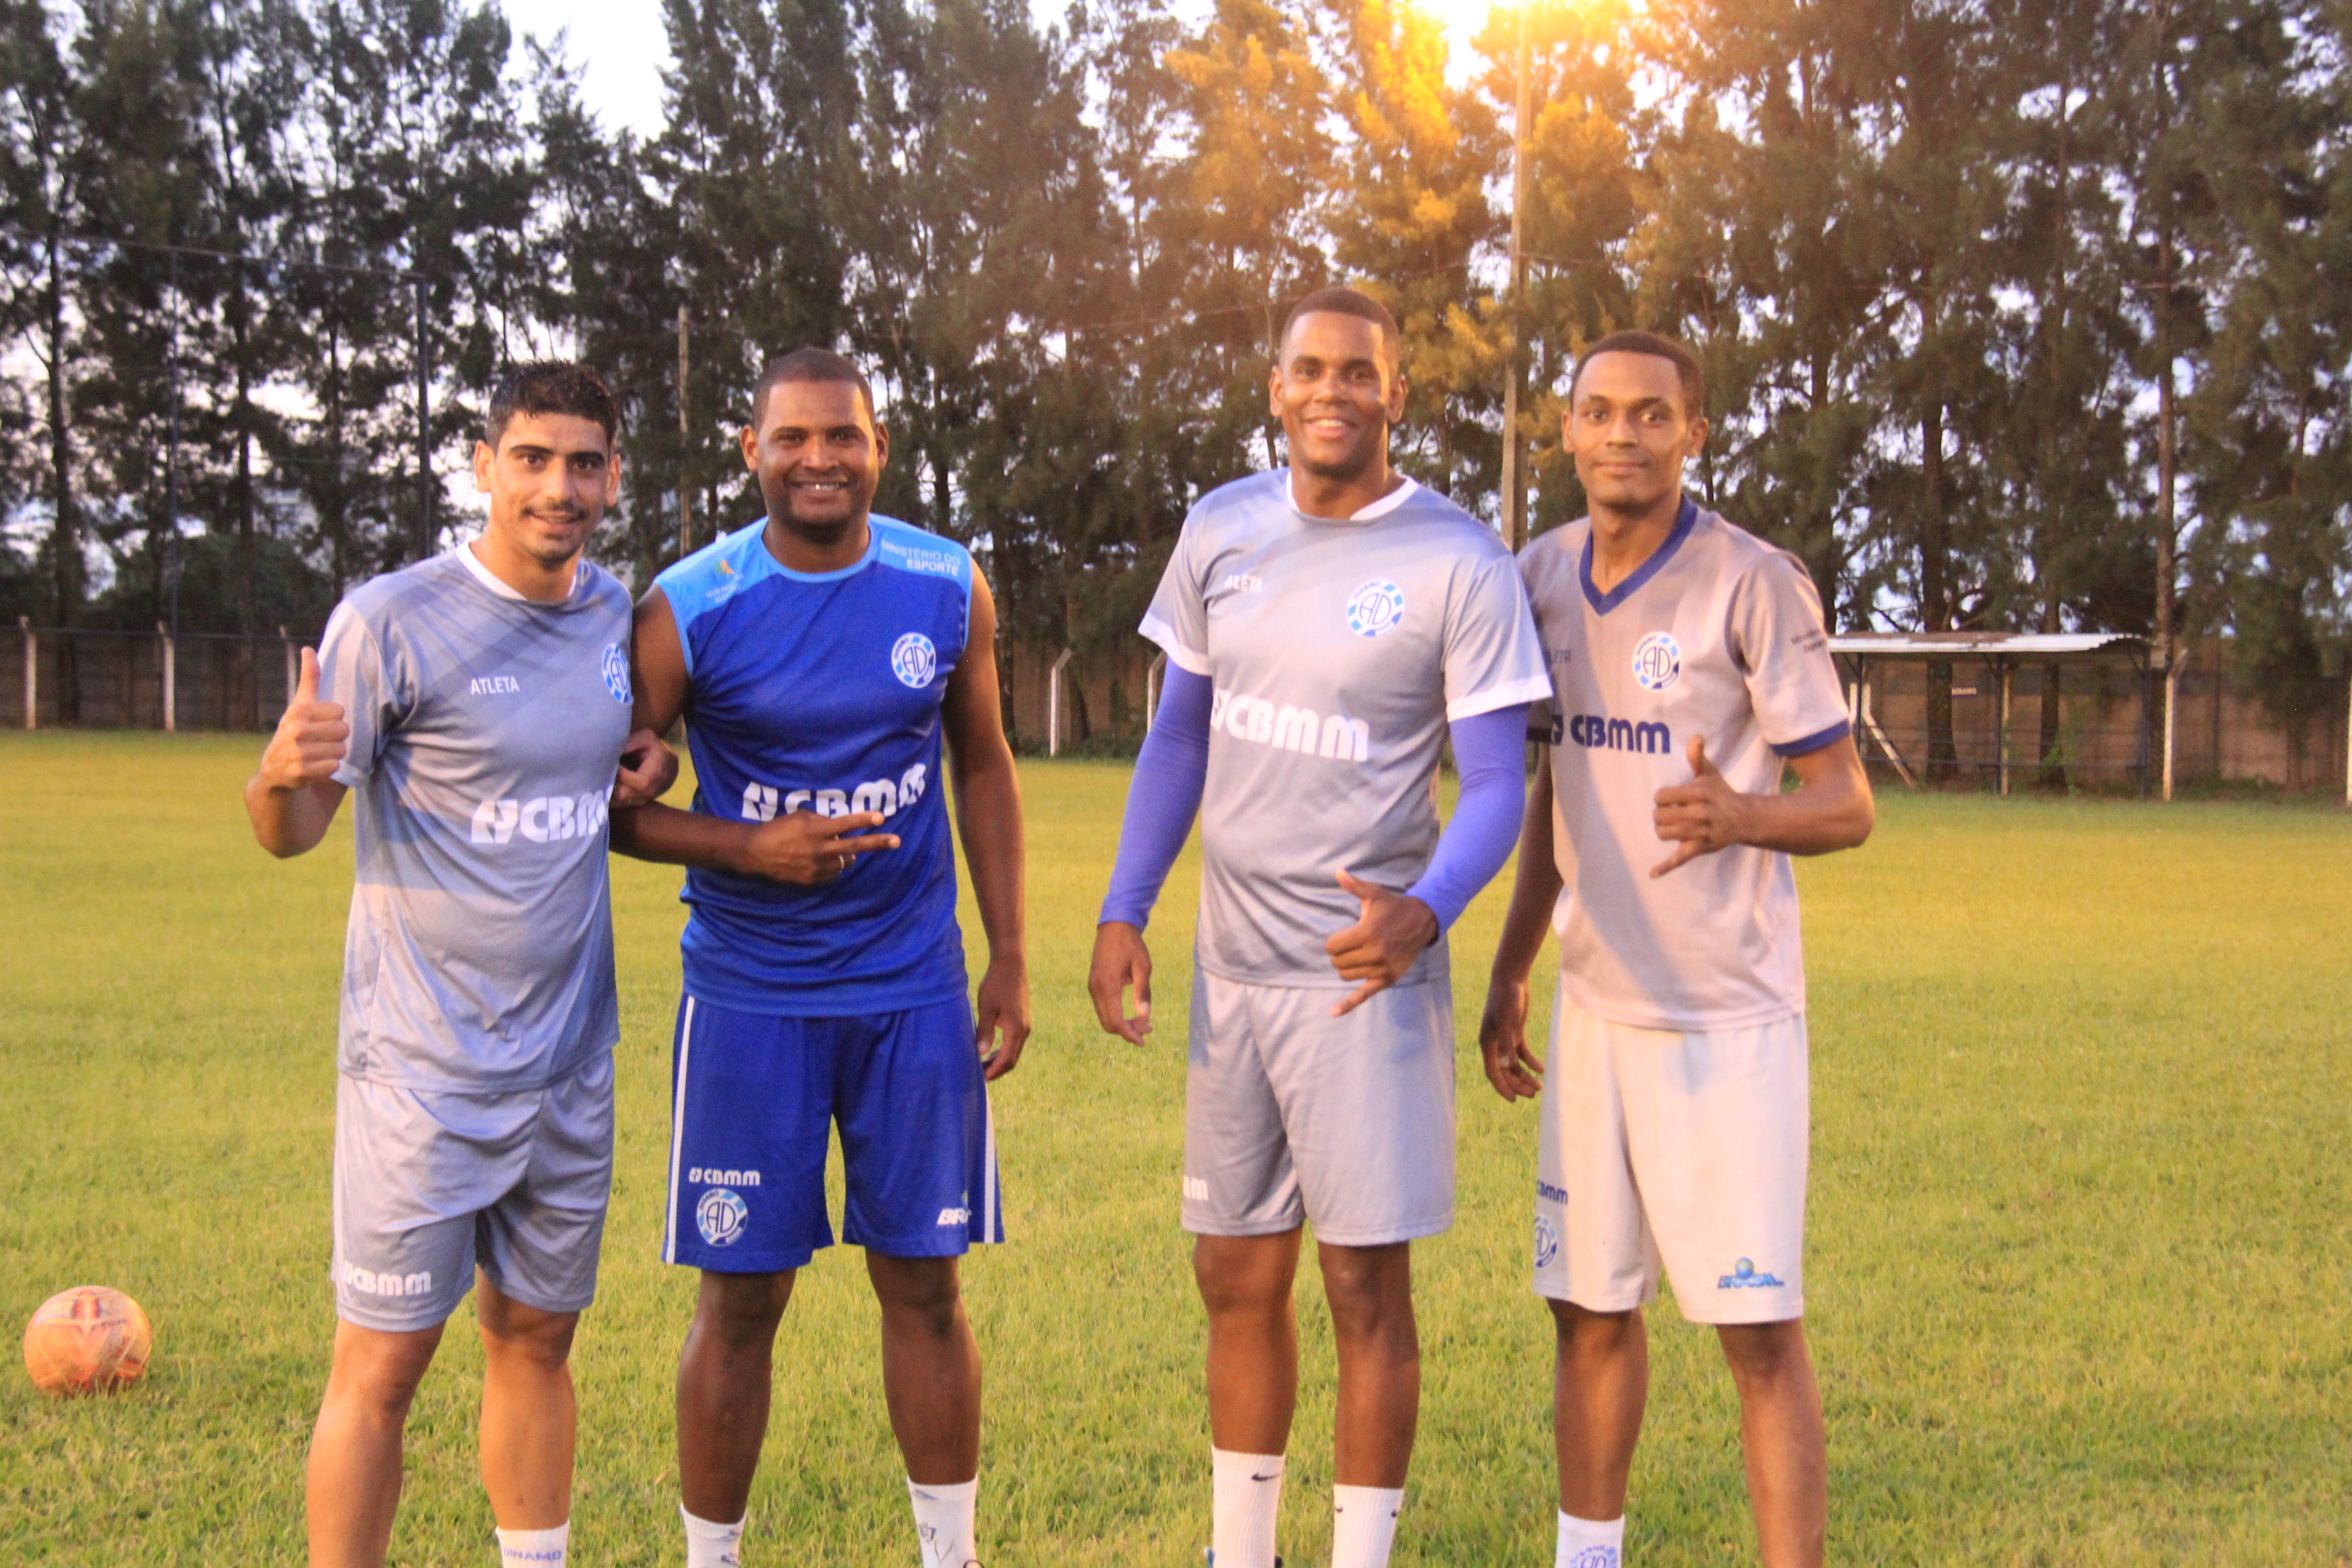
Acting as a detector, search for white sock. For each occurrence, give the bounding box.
[907,1475,978,1567]
[494,1521,568,1566]
[1330,1485,1403,1568]
[681,1504,745,1568]
[1210,1448,1285,1568]
[1555,1511,1624,1568]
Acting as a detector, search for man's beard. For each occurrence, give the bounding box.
[775,505,859,544]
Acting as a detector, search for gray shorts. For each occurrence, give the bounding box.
[1182,970,1455,1247]
[330,1053,614,1332]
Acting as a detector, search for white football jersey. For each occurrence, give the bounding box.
[1143,471,1550,989]
[1519,502,1851,1031]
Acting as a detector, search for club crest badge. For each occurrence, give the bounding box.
[695,1187,748,1247]
[1346,580,1406,639]
[891,632,937,688]
[1632,631,1681,691]
[1534,1214,1561,1270]
[601,643,631,703]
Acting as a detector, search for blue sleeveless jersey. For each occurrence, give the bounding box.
[655,516,973,1015]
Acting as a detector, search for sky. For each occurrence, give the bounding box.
[499,0,673,137]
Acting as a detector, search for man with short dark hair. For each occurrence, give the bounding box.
[247,360,674,1568]
[611,348,1028,1568]
[1090,285,1549,1568]
[1480,331,1873,1568]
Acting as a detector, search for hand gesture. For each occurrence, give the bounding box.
[1651,736,1749,877]
[975,956,1031,1081]
[1324,870,1439,1017]
[257,648,348,792]
[612,728,678,808]
[1088,921,1153,1044]
[736,809,901,885]
[1476,975,1545,1101]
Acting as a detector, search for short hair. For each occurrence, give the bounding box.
[751,348,876,427]
[485,361,619,449]
[1278,286,1401,368]
[1569,330,1706,419]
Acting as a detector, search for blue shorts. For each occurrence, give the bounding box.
[662,993,1003,1272]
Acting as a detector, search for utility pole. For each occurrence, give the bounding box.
[416,276,432,561]
[2146,0,2182,801]
[1496,2,1533,551]
[164,247,182,638]
[677,305,692,559]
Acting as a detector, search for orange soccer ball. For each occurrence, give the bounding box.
[22,1286,152,1396]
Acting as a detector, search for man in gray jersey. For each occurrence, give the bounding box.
[1090,288,1550,1568]
[1481,332,1872,1568]
[245,362,673,1568]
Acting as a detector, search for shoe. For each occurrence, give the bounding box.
[1203,1555,1282,1566]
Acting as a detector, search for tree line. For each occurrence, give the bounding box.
[3,0,2345,743]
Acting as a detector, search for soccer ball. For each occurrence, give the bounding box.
[22,1286,152,1396]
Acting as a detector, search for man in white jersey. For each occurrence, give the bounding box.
[1092,288,1551,1568]
[245,363,673,1568]
[1479,331,1874,1568]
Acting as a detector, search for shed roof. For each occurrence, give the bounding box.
[1828,632,2142,658]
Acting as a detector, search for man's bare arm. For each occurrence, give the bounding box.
[1651,733,1875,877]
[629,586,691,739]
[943,567,1030,1081]
[245,646,349,858]
[1478,747,1560,1101]
[608,585,899,881]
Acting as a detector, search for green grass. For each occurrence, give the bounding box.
[2,733,2347,1564]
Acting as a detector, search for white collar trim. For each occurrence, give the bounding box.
[457,538,583,603]
[1288,473,1419,522]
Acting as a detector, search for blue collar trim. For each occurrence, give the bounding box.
[1581,498,1699,615]
[756,519,883,583]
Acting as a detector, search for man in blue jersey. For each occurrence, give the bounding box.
[1088,289,1551,1568]
[246,362,674,1568]
[610,348,1027,1568]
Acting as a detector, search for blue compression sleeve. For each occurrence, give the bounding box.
[1406,704,1531,930]
[1099,663,1213,930]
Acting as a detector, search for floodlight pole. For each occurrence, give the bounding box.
[1496,3,1532,552]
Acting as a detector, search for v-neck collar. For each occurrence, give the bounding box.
[1580,498,1699,615]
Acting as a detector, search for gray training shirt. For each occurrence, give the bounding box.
[318,545,635,1092]
[1142,471,1551,990]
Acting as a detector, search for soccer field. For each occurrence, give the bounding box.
[1,733,2347,1566]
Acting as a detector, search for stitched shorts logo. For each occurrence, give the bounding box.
[1632,631,1681,691]
[1534,1214,1561,1270]
[601,642,631,703]
[1345,580,1406,638]
[696,1187,749,1247]
[890,632,937,688]
[1718,1257,1787,1289]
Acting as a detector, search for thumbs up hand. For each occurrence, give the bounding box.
[257,647,350,792]
[1651,735,1748,877]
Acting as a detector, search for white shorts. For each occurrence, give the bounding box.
[1533,994,1807,1324]
[1184,970,1455,1247]
[331,1053,614,1333]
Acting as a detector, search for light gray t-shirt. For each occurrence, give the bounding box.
[318,545,635,1091]
[1142,471,1551,989]
[1519,505,1853,1032]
